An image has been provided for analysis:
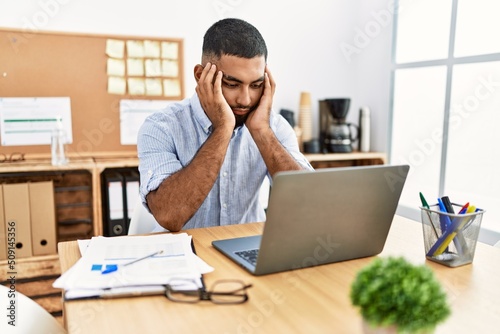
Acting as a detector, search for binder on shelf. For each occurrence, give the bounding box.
[123,170,140,228]
[0,186,7,260]
[2,183,33,258]
[102,171,127,237]
[29,181,57,256]
[101,168,141,237]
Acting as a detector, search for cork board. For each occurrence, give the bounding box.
[0,28,184,156]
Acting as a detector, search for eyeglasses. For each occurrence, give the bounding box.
[0,152,25,163]
[165,278,252,304]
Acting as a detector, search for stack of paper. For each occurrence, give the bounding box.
[53,233,213,300]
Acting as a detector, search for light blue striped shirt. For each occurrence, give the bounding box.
[137,94,313,231]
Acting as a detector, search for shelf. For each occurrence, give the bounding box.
[304,152,386,168]
[304,151,386,163]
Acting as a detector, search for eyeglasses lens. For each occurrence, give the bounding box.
[167,279,200,303]
[210,280,248,304]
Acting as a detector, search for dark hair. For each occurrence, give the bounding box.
[202,18,267,62]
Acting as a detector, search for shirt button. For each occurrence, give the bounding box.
[222,203,227,208]
[223,172,228,177]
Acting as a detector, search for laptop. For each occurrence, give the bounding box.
[212,164,409,275]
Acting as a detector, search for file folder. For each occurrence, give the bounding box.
[2,183,33,258]
[0,186,7,260]
[29,181,57,256]
[102,171,127,237]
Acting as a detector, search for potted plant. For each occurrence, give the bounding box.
[350,256,451,334]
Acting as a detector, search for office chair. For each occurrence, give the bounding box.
[128,195,159,235]
[0,285,66,334]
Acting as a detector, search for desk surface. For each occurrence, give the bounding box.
[58,215,500,334]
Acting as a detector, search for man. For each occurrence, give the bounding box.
[137,18,313,232]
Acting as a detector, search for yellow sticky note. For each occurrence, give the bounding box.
[163,79,181,97]
[107,58,125,77]
[127,40,145,58]
[162,60,178,77]
[128,78,145,95]
[144,40,161,58]
[145,59,162,77]
[161,42,178,59]
[106,39,125,58]
[145,78,162,96]
[127,58,144,76]
[108,77,126,95]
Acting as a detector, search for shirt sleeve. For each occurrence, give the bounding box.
[136,112,183,206]
[271,112,314,171]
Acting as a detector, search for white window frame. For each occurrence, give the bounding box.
[389,0,500,244]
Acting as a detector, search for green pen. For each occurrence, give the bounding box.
[419,192,430,209]
[419,192,439,238]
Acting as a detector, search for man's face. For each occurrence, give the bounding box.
[214,55,266,127]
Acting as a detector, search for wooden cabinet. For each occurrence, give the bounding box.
[5,159,137,234]
[0,158,96,242]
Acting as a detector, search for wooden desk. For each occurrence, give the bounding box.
[58,215,500,334]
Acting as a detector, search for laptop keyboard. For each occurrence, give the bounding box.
[235,249,259,266]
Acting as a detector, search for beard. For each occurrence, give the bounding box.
[234,113,248,128]
[232,104,257,129]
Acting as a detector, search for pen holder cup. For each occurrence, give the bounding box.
[420,204,484,267]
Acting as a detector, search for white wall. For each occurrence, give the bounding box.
[0,0,393,151]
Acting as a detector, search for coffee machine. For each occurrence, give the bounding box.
[319,98,358,153]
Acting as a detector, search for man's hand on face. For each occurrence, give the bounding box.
[245,65,276,133]
[195,62,235,131]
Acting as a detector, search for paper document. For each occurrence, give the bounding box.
[0,97,72,146]
[54,233,213,300]
[119,99,173,145]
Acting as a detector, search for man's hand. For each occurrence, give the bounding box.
[243,66,303,176]
[195,62,235,131]
[245,66,276,133]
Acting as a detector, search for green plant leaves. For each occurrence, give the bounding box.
[350,257,451,333]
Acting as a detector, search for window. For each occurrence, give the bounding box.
[390,0,500,239]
